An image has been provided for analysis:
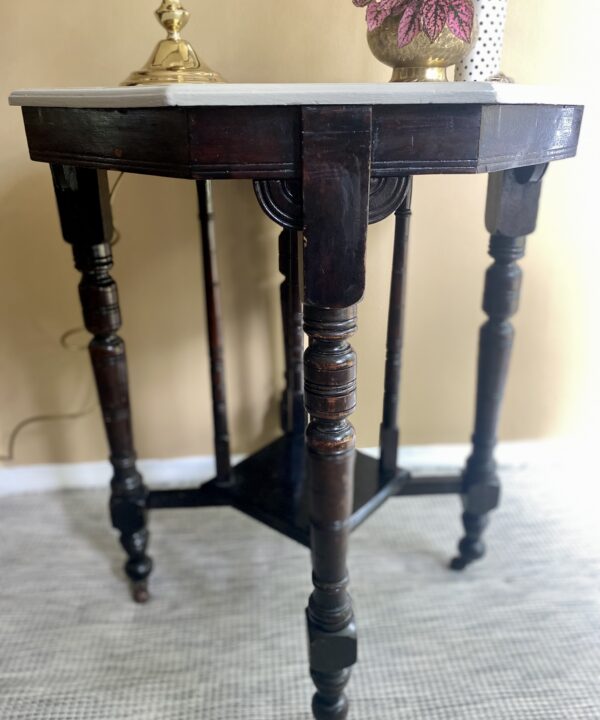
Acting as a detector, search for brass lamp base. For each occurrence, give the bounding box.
[122,1,225,86]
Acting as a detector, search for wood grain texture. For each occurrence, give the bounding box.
[196,180,231,481]
[278,229,305,436]
[451,165,548,571]
[254,176,409,229]
[19,90,584,720]
[29,108,189,176]
[478,106,582,173]
[51,165,152,602]
[304,304,359,720]
[21,104,583,180]
[149,437,410,544]
[301,106,372,307]
[188,106,300,179]
[380,178,412,477]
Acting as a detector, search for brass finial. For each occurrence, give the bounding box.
[122,1,225,86]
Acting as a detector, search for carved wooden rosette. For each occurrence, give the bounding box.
[51,165,152,602]
[452,164,547,570]
[254,175,410,231]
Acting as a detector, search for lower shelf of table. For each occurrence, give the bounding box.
[148,435,463,548]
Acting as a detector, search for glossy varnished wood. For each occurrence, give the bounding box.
[196,180,231,480]
[303,305,358,720]
[278,228,305,435]
[380,178,412,477]
[51,165,152,603]
[254,176,410,230]
[155,436,407,545]
[18,87,583,720]
[300,105,378,718]
[146,436,460,532]
[189,106,300,178]
[302,106,372,308]
[21,104,583,179]
[451,164,548,571]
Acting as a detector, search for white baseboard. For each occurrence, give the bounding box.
[0,439,565,497]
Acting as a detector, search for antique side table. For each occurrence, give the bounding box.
[10,83,583,720]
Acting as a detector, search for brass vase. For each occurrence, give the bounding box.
[368,11,477,82]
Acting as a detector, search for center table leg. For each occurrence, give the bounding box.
[51,165,152,602]
[300,103,372,719]
[304,304,358,720]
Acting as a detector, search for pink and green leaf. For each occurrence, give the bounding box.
[397,0,423,47]
[421,0,448,41]
[354,0,474,48]
[446,0,474,42]
[366,0,405,31]
[389,0,412,16]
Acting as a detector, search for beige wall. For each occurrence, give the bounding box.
[1,0,598,466]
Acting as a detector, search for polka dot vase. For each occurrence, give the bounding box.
[454,0,508,81]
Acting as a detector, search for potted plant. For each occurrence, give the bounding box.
[353,0,477,81]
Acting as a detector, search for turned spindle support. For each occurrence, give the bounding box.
[379,177,412,477]
[279,227,305,435]
[196,180,231,481]
[452,164,548,570]
[51,165,152,602]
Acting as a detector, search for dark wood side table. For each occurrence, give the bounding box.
[10,83,583,720]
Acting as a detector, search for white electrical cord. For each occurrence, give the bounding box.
[0,172,125,462]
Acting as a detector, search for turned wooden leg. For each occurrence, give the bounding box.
[279,227,305,435]
[298,105,372,719]
[51,165,152,602]
[304,305,358,720]
[196,180,231,481]
[452,165,548,570]
[380,177,412,477]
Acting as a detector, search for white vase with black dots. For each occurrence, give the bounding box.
[455,0,509,82]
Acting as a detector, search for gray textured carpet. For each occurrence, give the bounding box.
[1,461,599,719]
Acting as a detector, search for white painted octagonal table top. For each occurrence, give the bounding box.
[9,83,584,109]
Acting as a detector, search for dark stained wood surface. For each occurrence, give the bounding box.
[302,106,372,307]
[171,436,408,547]
[254,176,410,229]
[278,228,305,436]
[379,178,412,477]
[189,106,300,178]
[21,93,584,720]
[146,435,466,540]
[451,164,548,571]
[21,103,583,180]
[196,180,231,481]
[478,105,581,172]
[51,165,153,603]
[303,302,359,719]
